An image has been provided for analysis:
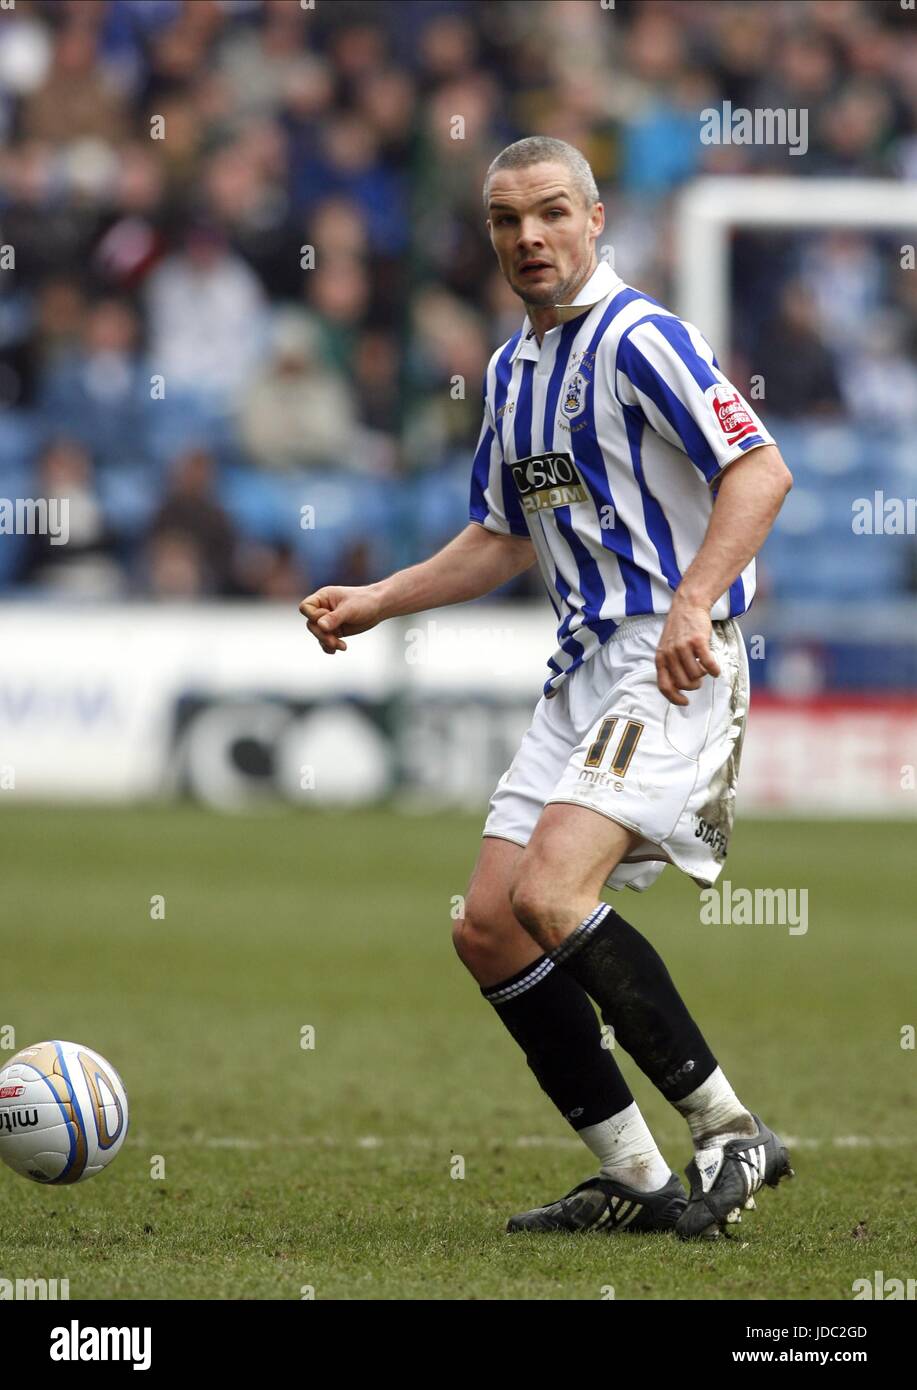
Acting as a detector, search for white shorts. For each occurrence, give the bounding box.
[483,615,750,892]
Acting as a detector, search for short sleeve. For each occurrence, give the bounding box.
[614,314,775,484]
[468,389,529,537]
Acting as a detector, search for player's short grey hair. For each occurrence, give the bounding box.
[482,137,599,209]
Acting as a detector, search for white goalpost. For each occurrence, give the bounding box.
[674,177,917,358]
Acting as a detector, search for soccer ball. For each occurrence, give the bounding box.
[0,1040,128,1184]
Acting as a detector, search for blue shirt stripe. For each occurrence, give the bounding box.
[616,321,723,482]
[575,301,653,615]
[543,319,610,671]
[470,341,529,537]
[623,406,682,591]
[469,423,494,527]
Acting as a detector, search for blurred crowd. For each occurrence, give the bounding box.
[0,0,916,601]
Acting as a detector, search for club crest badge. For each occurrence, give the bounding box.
[561,371,588,419]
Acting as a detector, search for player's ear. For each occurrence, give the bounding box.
[590,201,605,236]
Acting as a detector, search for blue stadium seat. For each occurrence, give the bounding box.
[97,465,164,538]
[145,394,226,471]
[0,411,41,480]
[410,461,470,539]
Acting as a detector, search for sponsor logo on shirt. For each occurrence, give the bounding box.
[510,451,588,514]
[705,383,758,446]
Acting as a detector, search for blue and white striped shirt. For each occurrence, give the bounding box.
[469,261,775,697]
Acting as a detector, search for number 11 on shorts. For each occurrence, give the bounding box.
[584,717,645,777]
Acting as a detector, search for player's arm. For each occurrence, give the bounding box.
[299,523,535,654]
[655,443,793,705]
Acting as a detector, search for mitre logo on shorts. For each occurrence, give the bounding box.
[510,451,588,514]
[705,383,757,446]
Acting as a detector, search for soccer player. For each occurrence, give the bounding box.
[300,137,795,1239]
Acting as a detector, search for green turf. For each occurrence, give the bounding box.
[1,806,914,1299]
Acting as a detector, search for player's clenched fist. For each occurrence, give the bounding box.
[298,585,384,654]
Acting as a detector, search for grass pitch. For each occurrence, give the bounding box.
[1,805,914,1300]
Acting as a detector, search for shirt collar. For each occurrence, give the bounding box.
[511,260,622,362]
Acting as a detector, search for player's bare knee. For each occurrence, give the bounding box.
[509,877,568,950]
[450,910,472,963]
[451,902,498,973]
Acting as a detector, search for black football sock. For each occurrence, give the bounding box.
[551,903,718,1103]
[481,953,634,1130]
